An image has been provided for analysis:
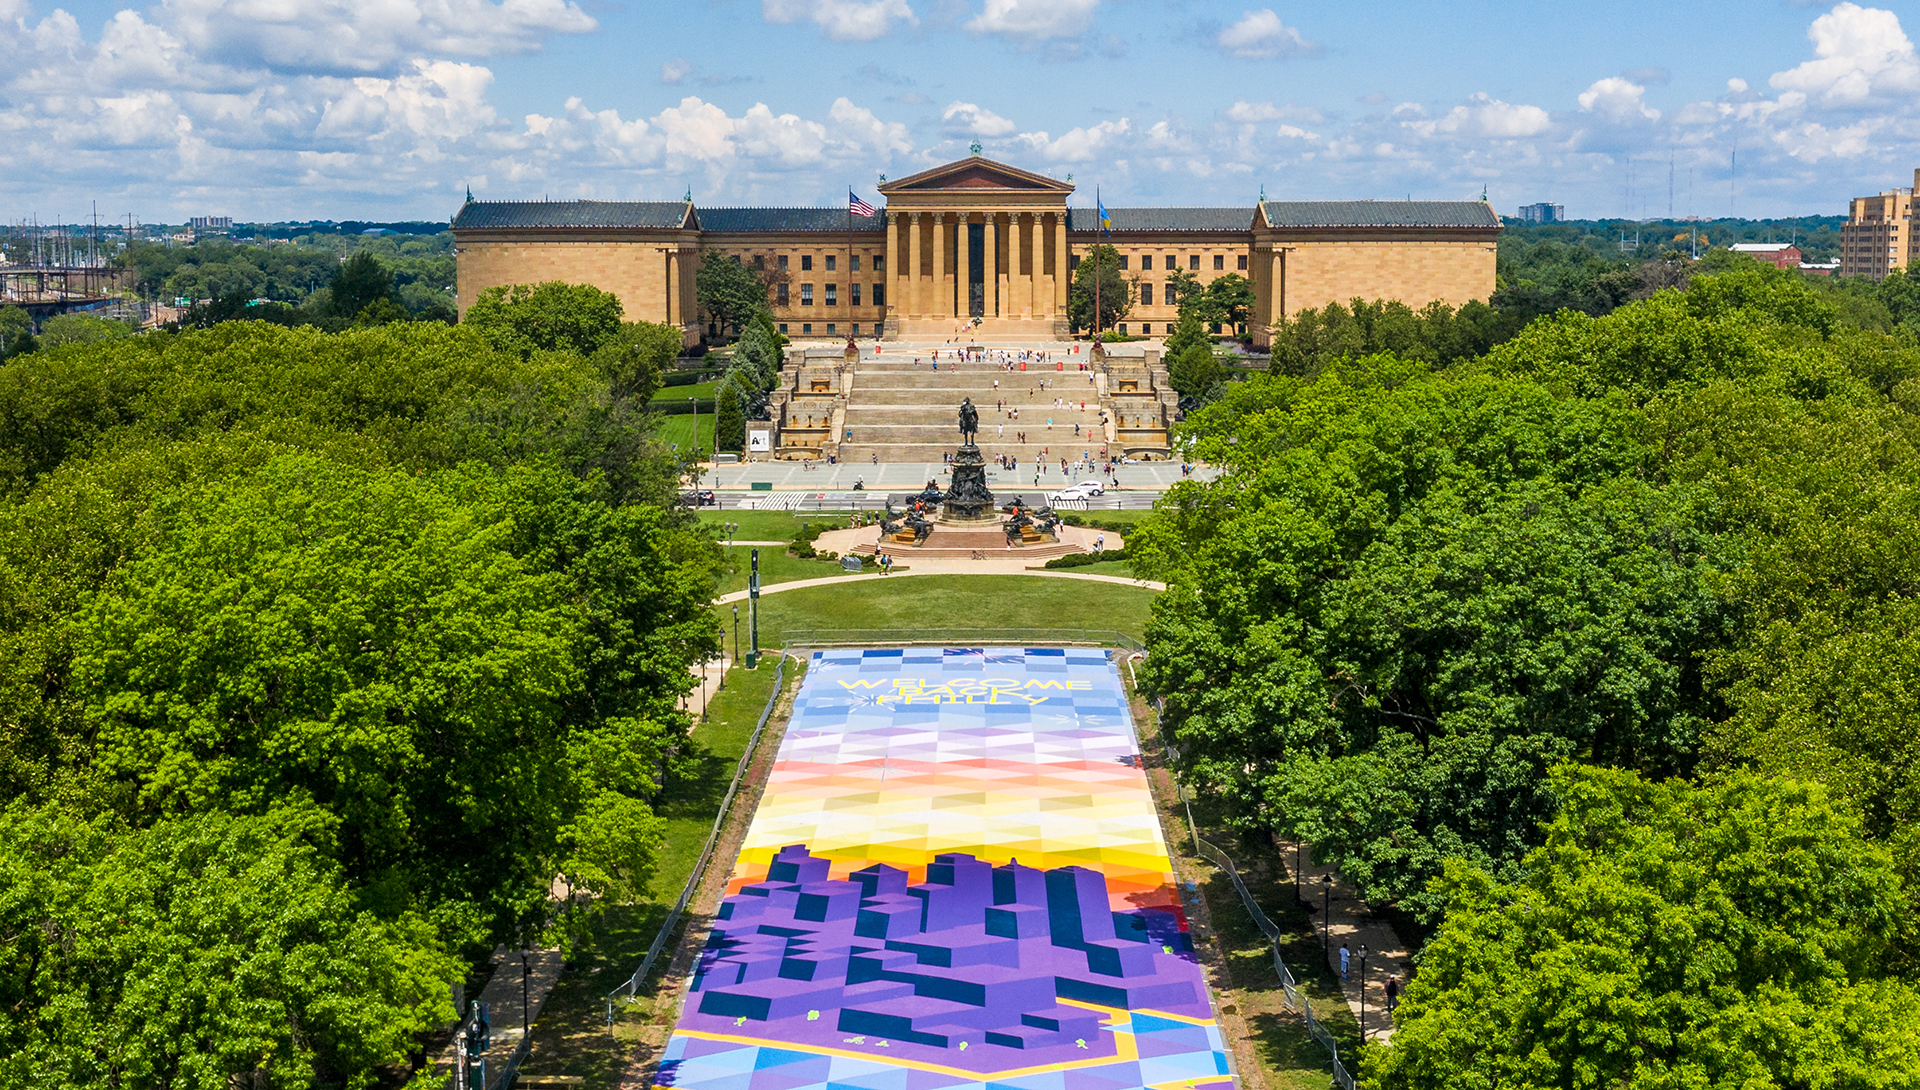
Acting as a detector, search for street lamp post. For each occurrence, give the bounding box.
[522,947,530,1048]
[699,653,709,721]
[1320,873,1334,965]
[1358,943,1368,1039]
[732,605,740,674]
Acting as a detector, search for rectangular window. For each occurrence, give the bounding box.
[827,323,836,334]
[778,254,790,271]
[1238,254,1248,270]
[873,323,883,336]
[1119,255,1129,269]
[801,284,814,306]
[803,323,812,334]
[1190,254,1200,270]
[777,283,790,306]
[1213,254,1224,270]
[850,284,861,306]
[1069,255,1081,270]
[826,255,837,271]
[826,284,838,306]
[1166,255,1178,271]
[851,255,861,271]
[1141,323,1152,335]
[801,255,813,271]
[778,323,788,333]
[873,255,885,271]
[754,254,765,269]
[1141,283,1153,305]
[1118,324,1128,334]
[873,283,886,306]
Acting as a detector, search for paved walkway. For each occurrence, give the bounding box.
[439,946,566,1085]
[702,461,1214,491]
[1284,840,1409,1043]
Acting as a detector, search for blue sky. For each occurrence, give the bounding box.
[3,0,1917,223]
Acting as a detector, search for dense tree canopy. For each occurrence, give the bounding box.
[1369,768,1920,1089]
[1069,244,1134,334]
[0,314,720,1086]
[1138,262,1920,925]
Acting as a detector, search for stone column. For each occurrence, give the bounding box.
[931,212,947,319]
[1021,213,1037,319]
[1054,213,1070,315]
[906,212,923,320]
[885,212,900,326]
[956,212,972,319]
[665,249,679,327]
[983,212,998,317]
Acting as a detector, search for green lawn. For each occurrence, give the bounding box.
[730,574,1158,644]
[714,544,854,596]
[652,380,720,402]
[656,412,716,457]
[1049,559,1141,578]
[697,510,859,541]
[1065,509,1159,527]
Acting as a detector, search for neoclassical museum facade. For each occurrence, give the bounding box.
[450,155,1500,346]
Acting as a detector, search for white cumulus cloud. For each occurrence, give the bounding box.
[1224,100,1323,124]
[762,0,918,41]
[1016,117,1129,161]
[966,0,1100,41]
[1577,77,1661,122]
[1406,92,1551,139]
[1769,2,1920,105]
[942,100,1017,136]
[160,0,598,75]
[1215,9,1319,60]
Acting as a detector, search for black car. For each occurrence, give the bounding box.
[679,489,718,507]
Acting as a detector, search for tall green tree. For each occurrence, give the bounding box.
[1167,344,1221,398]
[325,251,396,320]
[1370,767,1920,1090]
[714,382,745,453]
[1069,244,1133,335]
[696,251,770,339]
[463,281,625,359]
[1202,272,1255,331]
[0,305,35,359]
[0,806,462,1090]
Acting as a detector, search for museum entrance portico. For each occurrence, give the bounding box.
[877,156,1075,340]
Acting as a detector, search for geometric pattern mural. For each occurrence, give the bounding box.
[657,648,1235,1090]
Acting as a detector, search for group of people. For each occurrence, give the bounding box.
[1339,942,1403,1016]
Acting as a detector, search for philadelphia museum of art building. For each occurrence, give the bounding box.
[451,155,1501,346]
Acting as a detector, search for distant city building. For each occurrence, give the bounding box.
[1799,261,1839,277]
[1517,202,1564,224]
[189,216,233,232]
[1729,242,1804,270]
[1840,172,1914,280]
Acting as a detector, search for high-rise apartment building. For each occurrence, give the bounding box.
[1840,172,1914,280]
[1517,202,1564,224]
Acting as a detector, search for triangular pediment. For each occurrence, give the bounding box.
[880,157,1074,194]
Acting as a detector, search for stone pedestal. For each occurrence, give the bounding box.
[942,441,996,521]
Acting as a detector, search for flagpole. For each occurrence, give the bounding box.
[847,189,854,342]
[1093,185,1101,343]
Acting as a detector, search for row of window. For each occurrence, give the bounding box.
[753,254,884,272]
[1116,254,1246,271]
[775,283,889,307]
[773,323,886,337]
[1116,322,1250,336]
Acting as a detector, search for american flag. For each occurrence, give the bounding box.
[849,190,877,217]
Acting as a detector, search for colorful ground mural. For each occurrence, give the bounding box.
[657,647,1234,1090]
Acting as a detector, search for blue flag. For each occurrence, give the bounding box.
[1097,196,1112,234]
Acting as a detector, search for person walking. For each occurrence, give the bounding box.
[1339,943,1350,981]
[1385,976,1401,1014]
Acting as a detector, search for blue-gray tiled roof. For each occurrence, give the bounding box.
[452,200,689,229]
[1260,200,1500,228]
[1066,207,1255,232]
[699,207,885,232]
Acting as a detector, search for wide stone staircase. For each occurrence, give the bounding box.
[836,356,1110,466]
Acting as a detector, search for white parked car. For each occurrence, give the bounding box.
[1048,481,1104,502]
